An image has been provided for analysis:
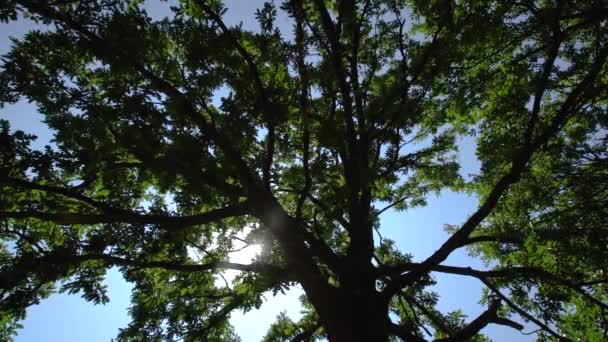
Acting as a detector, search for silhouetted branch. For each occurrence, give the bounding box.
[1,203,248,229]
[382,44,608,297]
[433,300,523,341]
[482,279,569,341]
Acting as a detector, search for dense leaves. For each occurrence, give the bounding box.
[0,0,607,341]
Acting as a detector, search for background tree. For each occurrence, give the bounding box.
[0,0,607,341]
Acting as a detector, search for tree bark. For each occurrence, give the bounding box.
[320,292,390,342]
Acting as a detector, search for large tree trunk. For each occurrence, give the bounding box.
[317,291,391,342]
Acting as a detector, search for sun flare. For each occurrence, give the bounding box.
[229,243,262,264]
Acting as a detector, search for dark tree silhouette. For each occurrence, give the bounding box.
[1,1,607,341]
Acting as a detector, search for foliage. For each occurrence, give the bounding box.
[0,0,607,341]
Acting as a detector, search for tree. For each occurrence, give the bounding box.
[0,0,607,340]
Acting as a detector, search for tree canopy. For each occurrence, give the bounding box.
[1,0,607,341]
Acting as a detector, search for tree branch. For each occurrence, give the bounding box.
[482,279,569,341]
[433,300,523,341]
[388,321,427,342]
[1,202,248,229]
[462,234,523,246]
[293,0,312,221]
[14,6,344,315]
[312,0,359,194]
[306,193,351,230]
[292,322,322,342]
[194,0,267,100]
[380,263,608,311]
[524,30,562,144]
[0,176,118,213]
[193,0,280,191]
[382,44,608,297]
[188,295,245,340]
[71,253,280,274]
[402,294,452,337]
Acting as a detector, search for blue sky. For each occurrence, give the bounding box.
[0,1,536,341]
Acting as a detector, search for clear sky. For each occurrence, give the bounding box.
[0,1,536,341]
